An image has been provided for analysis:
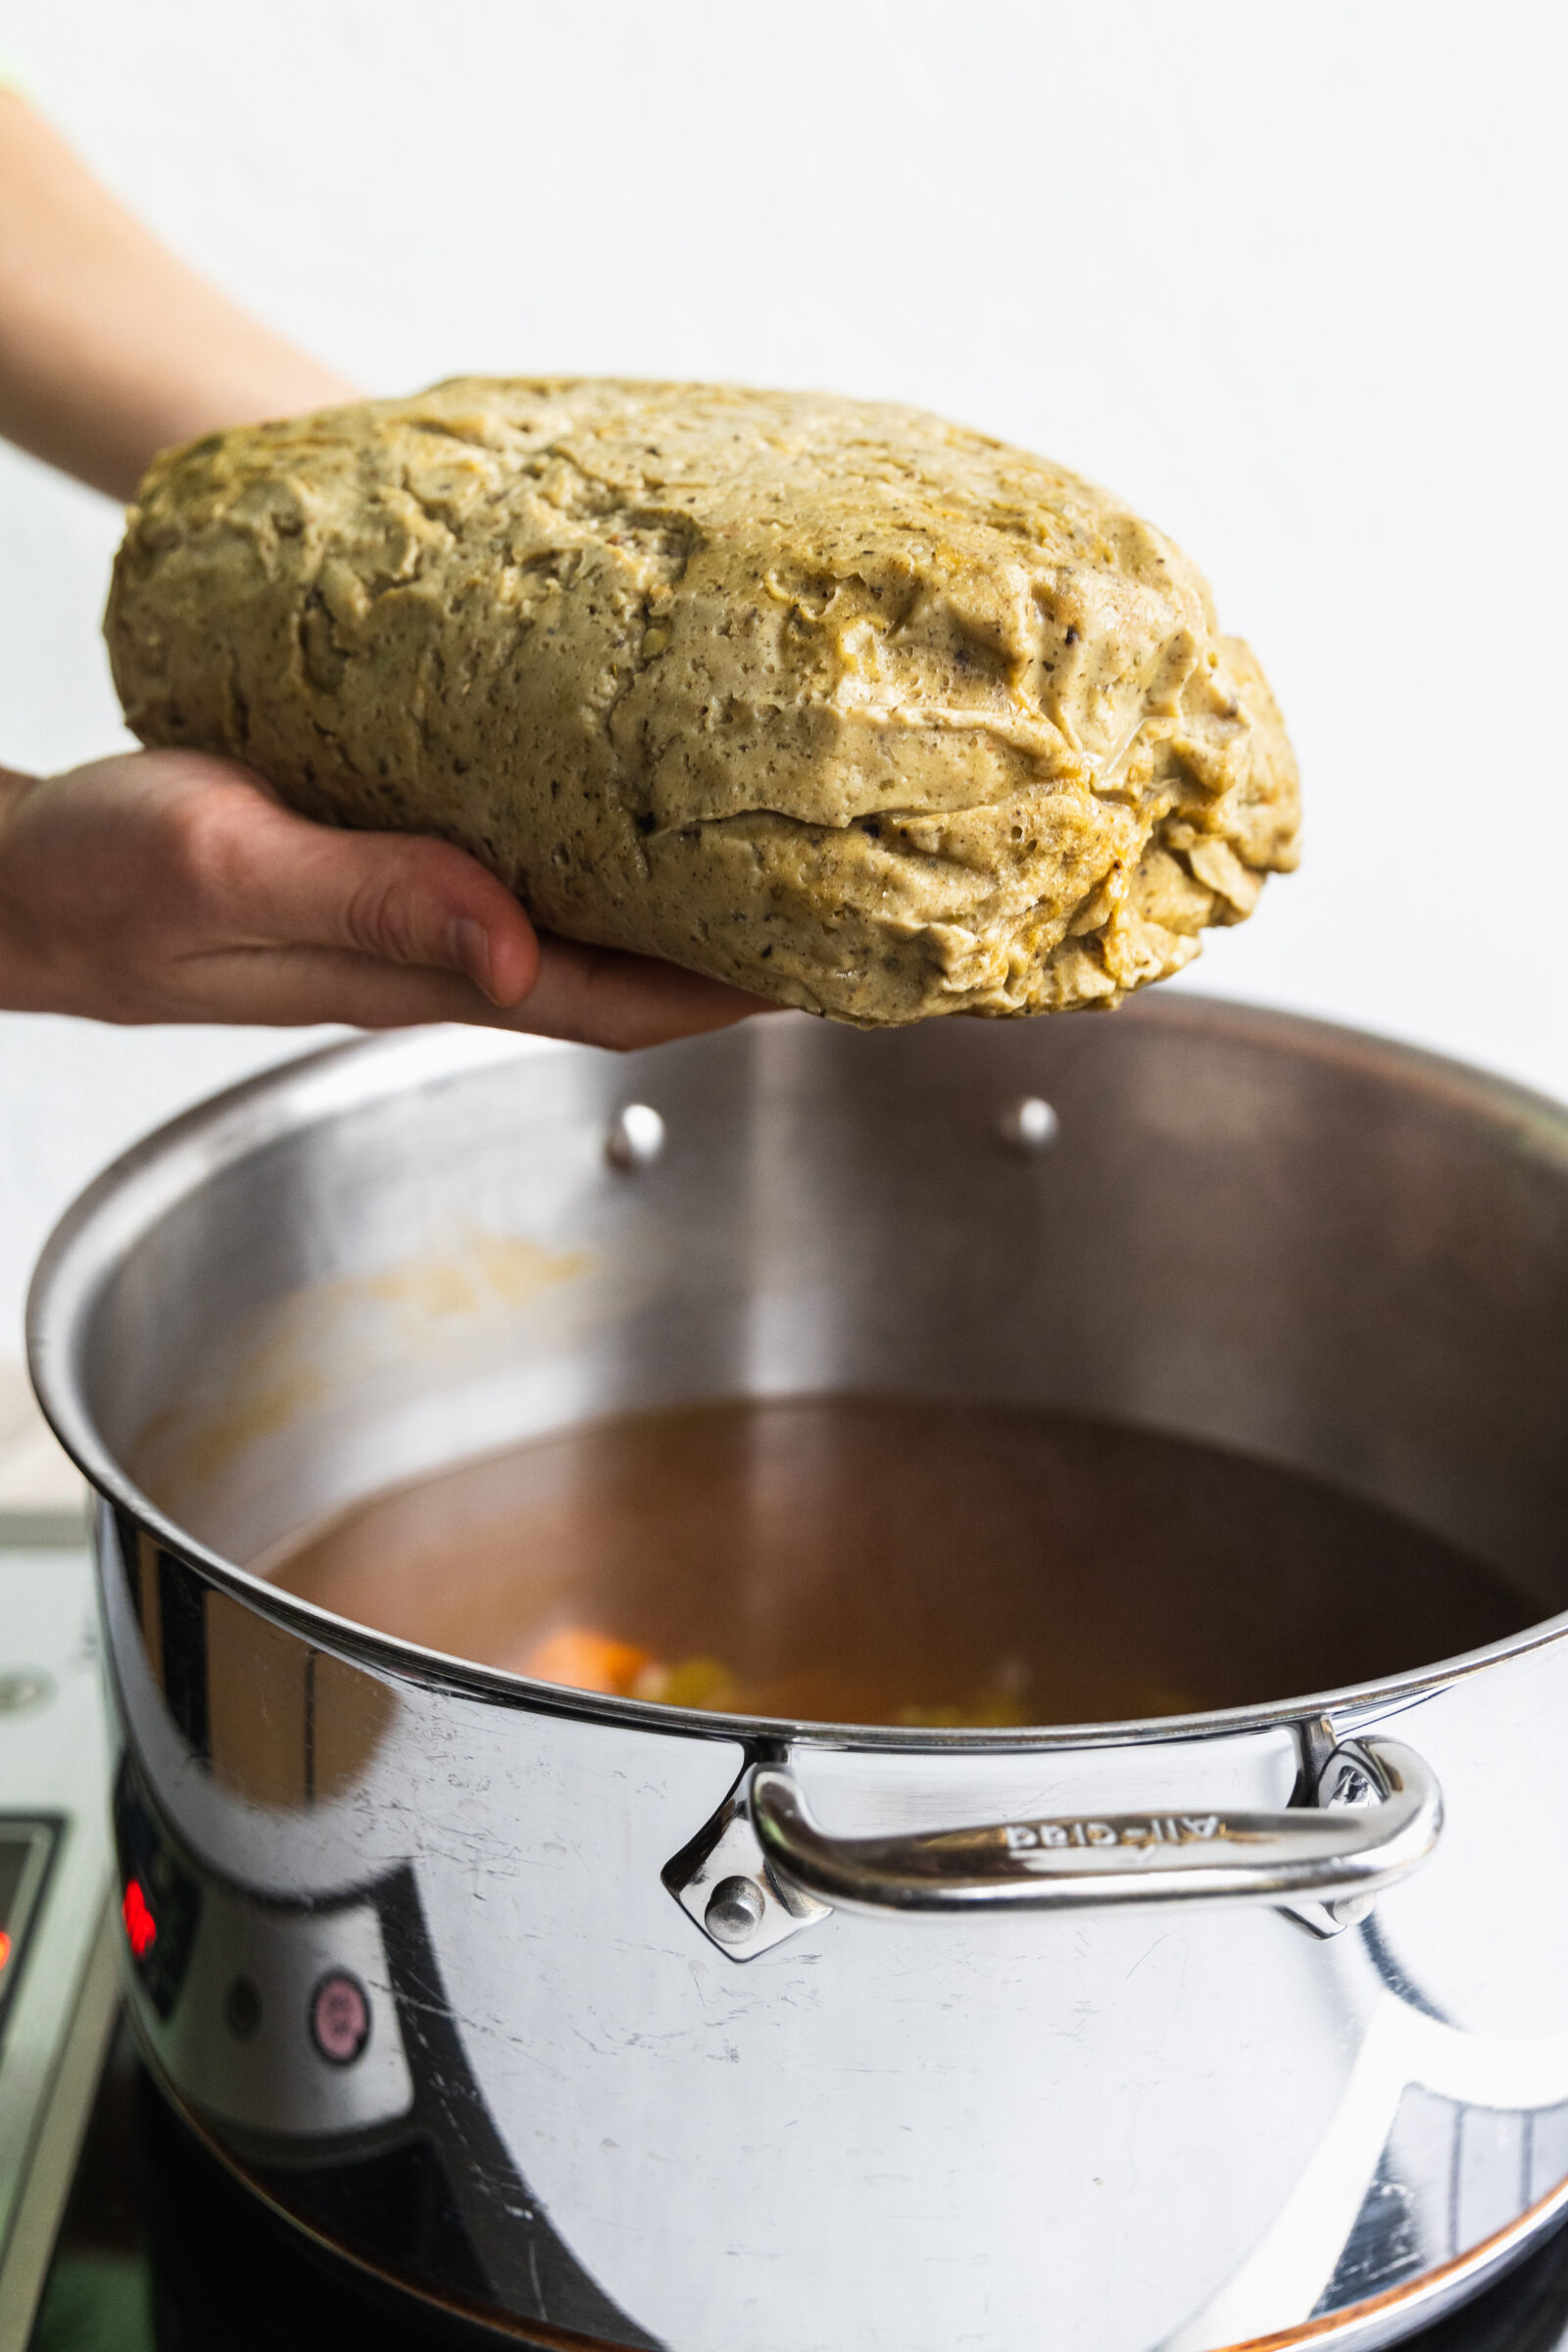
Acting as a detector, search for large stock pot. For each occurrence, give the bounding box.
[24,995,1568,2352]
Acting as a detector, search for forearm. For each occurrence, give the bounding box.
[0,90,356,501]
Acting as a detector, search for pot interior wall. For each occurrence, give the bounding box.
[75,999,1568,1634]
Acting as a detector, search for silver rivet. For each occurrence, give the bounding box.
[997,1096,1059,1153]
[606,1102,666,1170]
[705,1875,766,1944]
[0,1671,53,1714]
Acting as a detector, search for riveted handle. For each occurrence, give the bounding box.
[749,1738,1441,1918]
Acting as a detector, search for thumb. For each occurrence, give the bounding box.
[224,794,541,1007]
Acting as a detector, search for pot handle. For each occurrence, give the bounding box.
[749,1737,1441,1917]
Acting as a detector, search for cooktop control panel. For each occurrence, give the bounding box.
[0,1817,61,2046]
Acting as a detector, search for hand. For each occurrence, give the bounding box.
[0,748,769,1049]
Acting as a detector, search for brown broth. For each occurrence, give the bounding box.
[263,1396,1534,1726]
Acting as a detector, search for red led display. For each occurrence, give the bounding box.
[122,1878,157,1959]
[0,1930,10,1972]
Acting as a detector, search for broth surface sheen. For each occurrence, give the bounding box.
[265,1396,1531,1727]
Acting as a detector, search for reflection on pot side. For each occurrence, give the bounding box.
[263,1396,1533,1728]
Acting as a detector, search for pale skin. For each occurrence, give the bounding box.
[0,90,763,1047]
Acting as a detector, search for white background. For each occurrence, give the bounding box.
[1,0,1565,1361]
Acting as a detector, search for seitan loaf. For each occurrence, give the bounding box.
[106,378,1299,1024]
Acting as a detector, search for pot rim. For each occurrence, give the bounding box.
[26,996,1568,1755]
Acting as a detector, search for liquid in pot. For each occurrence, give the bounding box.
[264,1396,1533,1726]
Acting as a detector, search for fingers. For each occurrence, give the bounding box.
[176,775,540,1007]
[509,937,776,1051]
[181,934,775,1047]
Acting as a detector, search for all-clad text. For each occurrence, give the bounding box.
[1003,1815,1224,1852]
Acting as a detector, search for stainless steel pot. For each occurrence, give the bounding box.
[25,996,1568,2352]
